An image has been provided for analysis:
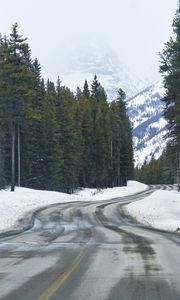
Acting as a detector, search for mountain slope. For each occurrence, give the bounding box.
[60,42,148,99]
[127,81,168,166]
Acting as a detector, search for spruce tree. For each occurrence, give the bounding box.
[0,23,36,191]
[41,80,62,190]
[109,89,133,186]
[20,59,45,189]
[117,88,133,185]
[56,76,61,96]
[76,86,82,100]
[91,75,107,102]
[91,74,101,102]
[83,80,90,99]
[57,87,79,192]
[160,2,180,187]
[79,96,95,186]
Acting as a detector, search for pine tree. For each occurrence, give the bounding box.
[0,23,36,191]
[20,60,45,189]
[41,80,62,190]
[160,2,180,187]
[83,80,90,99]
[78,96,95,186]
[94,100,110,187]
[76,86,82,100]
[57,87,80,192]
[91,75,107,102]
[56,76,61,96]
[117,89,133,185]
[91,75,99,100]
[109,89,133,186]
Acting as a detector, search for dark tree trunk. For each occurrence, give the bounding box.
[17,122,20,187]
[11,123,15,192]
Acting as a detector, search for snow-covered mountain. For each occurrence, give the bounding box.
[127,81,168,166]
[60,42,148,99]
[59,42,168,166]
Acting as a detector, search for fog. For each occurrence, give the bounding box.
[0,0,178,82]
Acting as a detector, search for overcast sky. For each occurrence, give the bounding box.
[0,0,178,83]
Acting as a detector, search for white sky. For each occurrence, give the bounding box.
[0,0,178,83]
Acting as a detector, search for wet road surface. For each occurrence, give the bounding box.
[0,185,180,300]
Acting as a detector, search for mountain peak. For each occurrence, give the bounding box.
[59,41,149,99]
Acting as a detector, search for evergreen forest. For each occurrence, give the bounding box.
[0,23,134,193]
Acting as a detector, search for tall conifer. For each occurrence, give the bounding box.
[160,2,180,188]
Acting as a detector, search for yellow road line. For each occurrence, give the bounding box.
[37,249,85,300]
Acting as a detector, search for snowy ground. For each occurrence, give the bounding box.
[0,181,146,233]
[0,182,179,234]
[125,189,180,232]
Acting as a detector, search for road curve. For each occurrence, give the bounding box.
[0,185,180,300]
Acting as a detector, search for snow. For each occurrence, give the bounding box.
[1,182,179,235]
[133,128,168,166]
[127,80,168,166]
[150,117,167,129]
[125,189,180,232]
[59,42,149,100]
[0,181,146,233]
[74,181,147,200]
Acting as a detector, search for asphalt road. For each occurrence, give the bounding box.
[0,185,180,300]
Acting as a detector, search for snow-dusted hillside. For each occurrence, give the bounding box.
[60,42,148,99]
[127,81,168,166]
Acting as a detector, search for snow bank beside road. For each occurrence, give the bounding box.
[0,181,147,233]
[75,181,147,200]
[125,189,180,232]
[0,188,77,233]
[1,182,178,234]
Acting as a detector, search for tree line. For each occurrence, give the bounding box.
[0,23,134,192]
[134,146,175,185]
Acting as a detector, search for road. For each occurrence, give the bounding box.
[0,185,180,300]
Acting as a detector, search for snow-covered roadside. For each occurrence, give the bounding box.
[0,181,147,233]
[74,181,147,200]
[125,189,180,232]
